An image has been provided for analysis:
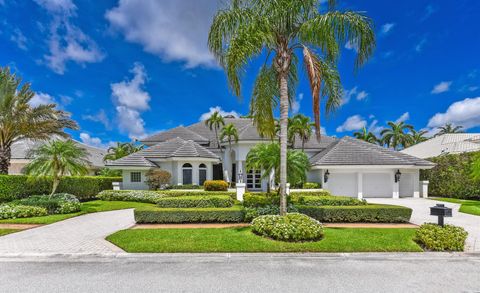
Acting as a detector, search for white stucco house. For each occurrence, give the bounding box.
[106,117,435,199]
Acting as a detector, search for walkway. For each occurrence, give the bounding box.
[0,209,135,256]
[367,198,480,252]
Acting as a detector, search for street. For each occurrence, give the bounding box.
[0,253,479,293]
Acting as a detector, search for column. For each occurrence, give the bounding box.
[392,171,400,199]
[192,162,200,185]
[357,172,363,200]
[237,160,243,183]
[176,162,182,185]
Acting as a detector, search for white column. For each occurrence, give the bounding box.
[286,183,290,195]
[176,162,182,185]
[421,181,429,198]
[192,162,200,185]
[236,183,246,201]
[207,163,213,181]
[392,171,400,199]
[237,160,244,183]
[357,172,363,200]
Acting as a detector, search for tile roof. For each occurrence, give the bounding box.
[401,133,480,158]
[141,126,209,144]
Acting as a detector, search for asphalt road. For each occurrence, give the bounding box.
[0,254,479,293]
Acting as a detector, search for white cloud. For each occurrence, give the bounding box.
[367,119,384,135]
[415,37,427,52]
[199,106,239,121]
[79,132,115,149]
[111,63,151,139]
[431,81,452,94]
[105,0,219,68]
[380,23,395,35]
[336,115,367,132]
[344,40,358,51]
[10,28,27,50]
[427,97,480,130]
[291,93,303,114]
[356,91,368,101]
[34,0,104,74]
[82,109,111,129]
[29,92,56,107]
[342,87,368,105]
[395,112,410,123]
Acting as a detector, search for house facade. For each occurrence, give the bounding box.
[107,118,434,199]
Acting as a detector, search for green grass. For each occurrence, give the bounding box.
[0,200,156,224]
[107,227,422,253]
[431,198,480,216]
[0,229,20,236]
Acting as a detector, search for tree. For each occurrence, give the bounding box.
[96,167,122,177]
[289,114,315,151]
[103,142,144,162]
[24,140,89,195]
[0,67,78,174]
[408,129,428,146]
[220,123,239,187]
[353,127,378,144]
[145,169,172,190]
[435,123,464,136]
[205,111,225,152]
[209,0,375,215]
[380,121,414,150]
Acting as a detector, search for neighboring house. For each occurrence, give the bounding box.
[401,133,480,159]
[107,118,434,199]
[9,139,106,175]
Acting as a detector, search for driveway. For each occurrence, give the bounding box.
[0,209,134,256]
[367,198,480,252]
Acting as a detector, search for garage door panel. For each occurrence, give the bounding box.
[363,173,392,198]
[328,173,356,197]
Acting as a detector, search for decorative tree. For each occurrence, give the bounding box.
[380,121,414,150]
[145,169,172,190]
[353,127,378,144]
[104,142,144,162]
[205,111,225,152]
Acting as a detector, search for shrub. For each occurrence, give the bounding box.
[297,204,412,223]
[13,193,81,214]
[145,169,172,190]
[251,213,324,242]
[290,190,332,197]
[244,204,298,222]
[166,184,202,190]
[295,195,366,206]
[0,175,121,202]
[243,193,282,207]
[97,190,164,204]
[158,190,236,199]
[414,223,468,251]
[204,180,228,191]
[0,204,48,219]
[302,182,321,189]
[134,206,245,223]
[156,195,234,208]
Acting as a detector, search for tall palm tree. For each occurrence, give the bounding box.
[408,129,428,146]
[380,121,414,150]
[104,142,144,162]
[220,123,239,152]
[209,0,375,214]
[205,111,225,152]
[289,114,315,151]
[0,67,78,174]
[435,123,464,136]
[353,127,378,144]
[24,140,89,195]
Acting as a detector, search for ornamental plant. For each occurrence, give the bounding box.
[414,223,468,251]
[251,213,324,242]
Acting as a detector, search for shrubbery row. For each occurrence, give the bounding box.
[156,195,234,208]
[134,206,245,223]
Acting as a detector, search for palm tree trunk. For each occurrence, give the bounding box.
[279,73,289,216]
[301,138,305,152]
[0,145,11,175]
[215,127,222,153]
[51,176,59,197]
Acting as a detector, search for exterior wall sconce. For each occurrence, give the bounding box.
[238,169,244,183]
[395,169,402,183]
[324,169,330,183]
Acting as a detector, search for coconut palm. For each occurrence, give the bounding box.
[0,67,78,174]
[209,0,375,214]
[103,142,144,162]
[353,127,378,144]
[408,129,428,146]
[220,123,239,152]
[205,111,225,152]
[24,140,89,195]
[380,121,414,150]
[289,114,315,151]
[435,123,464,136]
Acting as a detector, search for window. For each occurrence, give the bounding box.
[130,172,141,183]
[247,169,262,190]
[199,163,207,186]
[182,163,193,185]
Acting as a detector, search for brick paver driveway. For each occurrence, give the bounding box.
[367,198,480,252]
[0,209,134,255]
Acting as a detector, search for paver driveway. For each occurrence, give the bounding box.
[367,198,480,252]
[0,209,134,255]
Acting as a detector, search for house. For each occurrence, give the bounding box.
[9,139,107,175]
[106,117,434,199]
[401,133,480,159]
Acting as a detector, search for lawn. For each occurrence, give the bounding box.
[0,200,156,225]
[107,227,422,253]
[0,229,20,236]
[431,198,480,216]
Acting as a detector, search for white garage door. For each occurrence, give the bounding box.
[399,173,414,197]
[363,173,393,198]
[328,173,357,197]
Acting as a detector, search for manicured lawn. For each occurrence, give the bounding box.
[0,200,156,225]
[432,198,480,216]
[107,227,422,253]
[0,229,20,236]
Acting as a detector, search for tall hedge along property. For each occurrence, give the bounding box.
[0,175,121,202]
[421,152,480,199]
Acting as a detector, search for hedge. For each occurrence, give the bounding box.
[134,206,245,223]
[203,180,228,191]
[414,223,468,251]
[0,175,121,202]
[295,195,366,206]
[0,204,48,219]
[156,195,234,208]
[97,190,165,204]
[297,204,412,223]
[166,184,202,190]
[157,190,236,199]
[420,152,480,199]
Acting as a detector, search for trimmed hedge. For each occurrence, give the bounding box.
[414,223,468,251]
[0,175,121,202]
[290,190,332,197]
[166,184,202,190]
[156,195,234,208]
[134,206,245,223]
[243,193,281,207]
[302,182,322,189]
[158,190,236,199]
[203,180,228,191]
[243,191,355,208]
[295,195,366,206]
[97,190,164,204]
[297,204,412,223]
[244,204,299,222]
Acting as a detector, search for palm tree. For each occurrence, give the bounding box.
[24,140,89,195]
[103,142,144,162]
[408,129,428,146]
[0,67,78,174]
[209,0,375,214]
[380,121,414,150]
[220,123,239,153]
[205,111,225,152]
[435,123,464,136]
[353,127,378,144]
[289,114,315,151]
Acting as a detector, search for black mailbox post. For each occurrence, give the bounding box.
[430,204,452,227]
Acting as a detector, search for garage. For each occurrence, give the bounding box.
[399,173,414,197]
[362,173,393,198]
[328,173,357,197]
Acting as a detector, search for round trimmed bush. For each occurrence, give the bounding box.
[251,213,324,242]
[415,223,468,251]
[203,180,228,191]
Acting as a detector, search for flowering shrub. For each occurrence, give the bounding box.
[0,204,48,219]
[203,180,228,191]
[251,213,324,242]
[97,190,165,203]
[415,223,468,251]
[13,193,81,214]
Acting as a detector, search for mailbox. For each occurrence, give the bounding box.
[430,204,452,226]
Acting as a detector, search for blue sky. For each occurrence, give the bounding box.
[1,0,480,148]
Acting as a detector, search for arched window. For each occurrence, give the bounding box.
[199,163,207,186]
[182,163,193,185]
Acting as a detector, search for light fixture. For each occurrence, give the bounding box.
[395,169,402,183]
[324,169,330,183]
[238,169,243,183]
